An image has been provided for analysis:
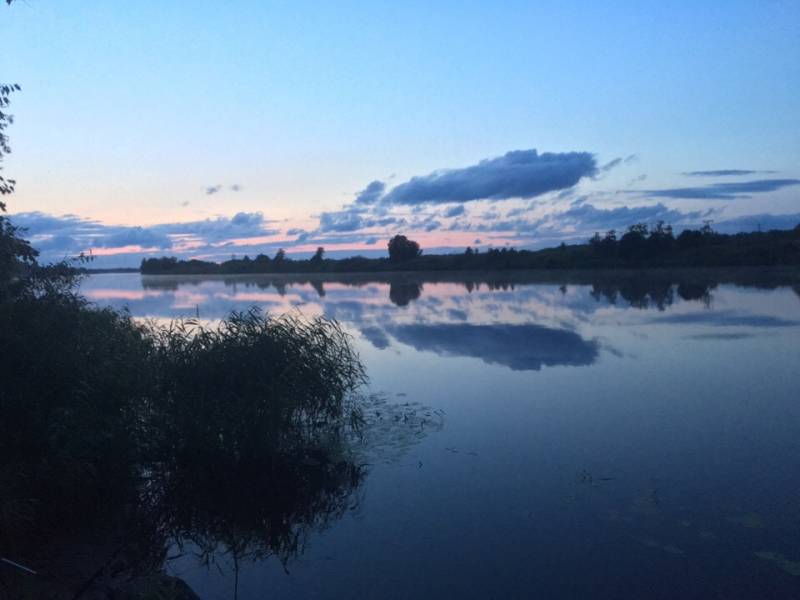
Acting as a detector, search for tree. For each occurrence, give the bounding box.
[0,83,21,201]
[619,222,649,259]
[310,246,325,264]
[387,235,421,262]
[274,248,286,262]
[0,83,38,300]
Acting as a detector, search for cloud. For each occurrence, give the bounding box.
[652,310,800,328]
[353,180,386,205]
[683,169,778,177]
[380,149,597,205]
[642,179,800,200]
[359,326,391,349]
[206,183,243,195]
[166,212,274,242]
[387,323,599,371]
[443,204,466,218]
[600,157,622,172]
[626,174,647,187]
[318,209,368,233]
[554,202,704,230]
[317,207,403,233]
[459,201,707,240]
[100,227,172,249]
[711,212,800,234]
[8,211,277,260]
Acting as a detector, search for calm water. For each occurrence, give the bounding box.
[82,271,800,599]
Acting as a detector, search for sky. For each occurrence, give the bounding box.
[2,0,799,266]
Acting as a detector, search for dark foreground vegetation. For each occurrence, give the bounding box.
[141,223,800,276]
[1,85,439,598]
[2,212,439,599]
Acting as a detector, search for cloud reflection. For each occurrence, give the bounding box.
[387,323,599,371]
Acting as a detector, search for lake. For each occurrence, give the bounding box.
[81,270,800,599]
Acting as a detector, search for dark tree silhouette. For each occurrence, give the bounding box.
[311,246,325,263]
[388,235,421,262]
[1,83,21,201]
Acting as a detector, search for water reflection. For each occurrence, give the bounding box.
[83,270,800,377]
[388,281,422,307]
[388,323,598,371]
[70,270,800,599]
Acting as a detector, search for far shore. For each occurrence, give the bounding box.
[83,265,800,285]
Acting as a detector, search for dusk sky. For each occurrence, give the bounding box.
[3,1,800,266]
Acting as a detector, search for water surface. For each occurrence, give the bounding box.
[82,271,800,599]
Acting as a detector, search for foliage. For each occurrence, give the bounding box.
[140,222,800,276]
[0,83,21,201]
[388,234,422,262]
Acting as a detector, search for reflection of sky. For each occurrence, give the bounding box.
[81,273,800,373]
[81,273,800,598]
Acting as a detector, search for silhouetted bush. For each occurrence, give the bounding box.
[388,234,422,262]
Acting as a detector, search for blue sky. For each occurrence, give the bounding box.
[2,1,799,266]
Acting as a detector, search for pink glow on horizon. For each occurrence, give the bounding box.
[88,244,160,256]
[83,289,163,301]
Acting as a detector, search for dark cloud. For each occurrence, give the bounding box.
[317,207,402,233]
[652,310,800,328]
[359,326,391,349]
[206,183,243,195]
[711,212,800,234]
[380,149,597,205]
[387,323,599,371]
[600,157,622,172]
[642,179,800,200]
[8,211,277,260]
[353,180,386,205]
[555,202,704,230]
[683,169,777,177]
[460,202,705,239]
[166,212,274,242]
[318,210,368,233]
[443,204,466,218]
[100,227,172,249]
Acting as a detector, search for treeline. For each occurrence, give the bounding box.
[141,222,800,275]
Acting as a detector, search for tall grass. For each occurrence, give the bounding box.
[0,280,371,582]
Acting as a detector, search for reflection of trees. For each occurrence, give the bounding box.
[310,279,326,297]
[389,282,422,307]
[590,278,715,311]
